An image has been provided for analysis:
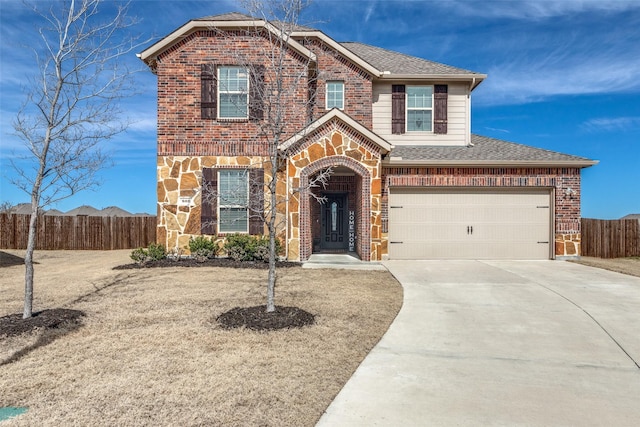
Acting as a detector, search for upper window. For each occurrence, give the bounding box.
[218,169,248,233]
[218,66,249,119]
[406,86,433,132]
[326,81,344,110]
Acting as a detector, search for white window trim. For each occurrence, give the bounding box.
[217,66,249,120]
[326,81,344,110]
[406,85,433,133]
[218,169,249,233]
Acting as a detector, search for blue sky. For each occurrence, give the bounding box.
[1,0,639,218]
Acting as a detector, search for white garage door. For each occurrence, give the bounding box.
[388,188,552,260]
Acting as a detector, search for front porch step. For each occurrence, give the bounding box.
[302,254,387,270]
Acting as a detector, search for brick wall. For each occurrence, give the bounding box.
[300,38,374,128]
[156,29,311,156]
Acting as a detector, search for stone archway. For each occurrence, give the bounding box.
[299,156,371,261]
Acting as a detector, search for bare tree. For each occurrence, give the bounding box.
[0,201,14,214]
[8,0,144,319]
[204,0,331,313]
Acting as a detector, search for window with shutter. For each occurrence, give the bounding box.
[201,64,217,119]
[434,84,448,134]
[249,65,265,121]
[391,85,405,134]
[201,168,217,234]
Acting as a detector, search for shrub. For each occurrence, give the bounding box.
[188,236,220,262]
[223,233,282,262]
[130,243,166,265]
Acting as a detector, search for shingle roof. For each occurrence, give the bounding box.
[340,42,483,76]
[621,214,640,220]
[388,134,596,166]
[195,12,255,21]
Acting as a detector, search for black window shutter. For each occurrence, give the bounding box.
[249,65,265,121]
[201,168,218,235]
[201,64,217,119]
[391,85,406,134]
[434,84,448,134]
[248,168,264,235]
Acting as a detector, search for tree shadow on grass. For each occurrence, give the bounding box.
[0,309,84,367]
[0,251,28,268]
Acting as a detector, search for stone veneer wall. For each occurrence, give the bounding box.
[157,155,275,252]
[286,121,384,261]
[381,167,583,258]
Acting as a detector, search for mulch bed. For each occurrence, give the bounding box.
[217,305,315,331]
[0,309,85,338]
[114,257,301,270]
[2,257,309,339]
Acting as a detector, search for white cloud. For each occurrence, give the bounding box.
[477,53,640,105]
[581,116,640,132]
[446,0,640,20]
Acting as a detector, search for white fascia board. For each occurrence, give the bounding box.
[291,31,382,77]
[279,109,392,153]
[139,20,316,64]
[383,159,599,168]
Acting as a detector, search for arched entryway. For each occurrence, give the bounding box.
[299,156,371,261]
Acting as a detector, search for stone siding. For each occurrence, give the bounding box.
[157,155,275,252]
[286,119,384,261]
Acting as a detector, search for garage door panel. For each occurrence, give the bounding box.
[388,189,551,260]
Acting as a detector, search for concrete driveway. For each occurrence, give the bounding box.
[316,261,640,426]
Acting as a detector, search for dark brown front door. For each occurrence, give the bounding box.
[321,193,348,250]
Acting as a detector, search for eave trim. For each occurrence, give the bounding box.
[279,108,392,153]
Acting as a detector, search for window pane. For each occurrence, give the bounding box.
[326,81,344,109]
[219,170,248,206]
[407,86,432,108]
[407,110,432,132]
[219,94,248,118]
[219,207,248,233]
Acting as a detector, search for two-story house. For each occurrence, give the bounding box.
[139,12,596,261]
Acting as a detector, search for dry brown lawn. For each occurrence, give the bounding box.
[0,250,403,426]
[571,256,640,278]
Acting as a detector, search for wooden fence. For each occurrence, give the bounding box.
[581,218,640,258]
[0,213,156,250]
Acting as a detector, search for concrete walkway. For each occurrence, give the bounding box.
[316,260,640,426]
[302,253,386,270]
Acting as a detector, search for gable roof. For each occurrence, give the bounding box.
[387,134,597,167]
[279,108,392,154]
[341,42,485,85]
[140,12,485,87]
[138,13,315,69]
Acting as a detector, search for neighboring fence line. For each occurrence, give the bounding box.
[0,213,156,250]
[581,218,640,258]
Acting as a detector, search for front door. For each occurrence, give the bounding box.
[321,193,348,251]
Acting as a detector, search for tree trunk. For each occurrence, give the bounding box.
[266,154,278,313]
[23,202,39,319]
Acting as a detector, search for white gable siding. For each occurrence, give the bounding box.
[372,82,469,146]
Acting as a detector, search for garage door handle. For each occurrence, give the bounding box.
[537,241,549,244]
[467,226,473,235]
[390,206,403,209]
[390,241,403,244]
